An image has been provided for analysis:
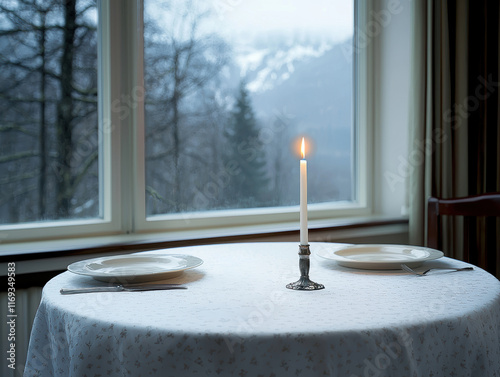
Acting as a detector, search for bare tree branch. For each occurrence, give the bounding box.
[72,149,97,190]
[0,123,38,137]
[0,151,38,164]
[0,170,38,185]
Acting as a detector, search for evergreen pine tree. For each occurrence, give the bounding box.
[224,82,269,207]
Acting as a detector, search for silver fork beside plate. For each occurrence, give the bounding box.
[400,264,473,276]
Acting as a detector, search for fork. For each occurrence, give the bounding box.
[401,264,473,276]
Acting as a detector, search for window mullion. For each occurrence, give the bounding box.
[134,0,147,232]
[107,0,143,234]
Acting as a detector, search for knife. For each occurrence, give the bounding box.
[60,283,186,294]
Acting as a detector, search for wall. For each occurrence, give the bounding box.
[372,0,412,217]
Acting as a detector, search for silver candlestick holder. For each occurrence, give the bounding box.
[286,244,325,290]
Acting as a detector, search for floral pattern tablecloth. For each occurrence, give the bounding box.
[24,242,500,376]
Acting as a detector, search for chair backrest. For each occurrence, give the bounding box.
[427,193,500,275]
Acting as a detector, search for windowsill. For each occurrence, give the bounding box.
[0,214,408,268]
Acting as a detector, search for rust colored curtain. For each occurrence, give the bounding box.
[409,0,500,277]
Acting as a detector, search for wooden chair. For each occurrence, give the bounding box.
[427,193,500,276]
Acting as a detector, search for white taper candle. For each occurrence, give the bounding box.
[300,137,308,245]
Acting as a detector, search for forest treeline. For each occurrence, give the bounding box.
[0,0,292,224]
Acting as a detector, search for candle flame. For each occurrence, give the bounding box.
[301,137,305,159]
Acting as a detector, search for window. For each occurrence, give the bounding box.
[0,0,369,243]
[0,0,99,224]
[140,0,367,233]
[143,0,356,219]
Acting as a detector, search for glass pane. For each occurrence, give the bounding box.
[144,0,354,216]
[0,0,99,224]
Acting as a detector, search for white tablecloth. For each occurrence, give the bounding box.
[24,242,500,377]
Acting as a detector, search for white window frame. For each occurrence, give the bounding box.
[133,0,372,233]
[0,0,373,244]
[0,0,123,243]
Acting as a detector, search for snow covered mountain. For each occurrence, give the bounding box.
[236,41,335,93]
[226,37,354,201]
[228,38,352,128]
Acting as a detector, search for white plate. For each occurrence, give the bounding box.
[316,244,444,270]
[68,254,203,283]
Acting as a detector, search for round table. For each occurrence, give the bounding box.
[24,242,500,377]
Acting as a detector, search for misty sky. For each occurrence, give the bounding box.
[146,0,354,44]
[218,0,354,42]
